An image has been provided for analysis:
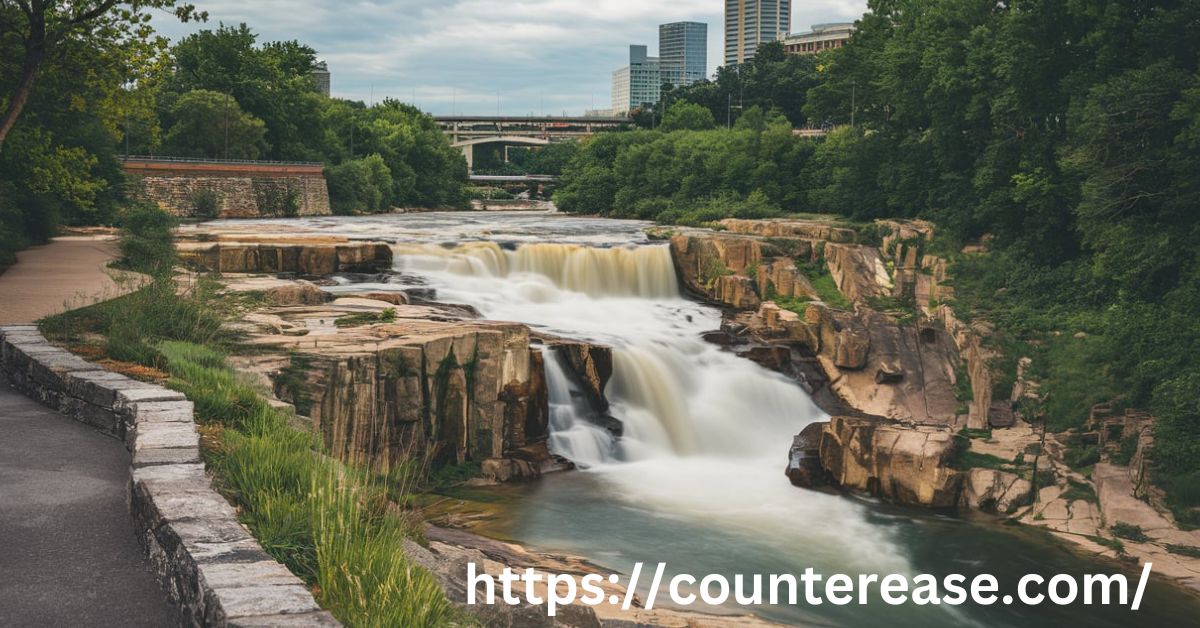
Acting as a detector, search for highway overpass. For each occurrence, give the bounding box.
[435,115,630,171]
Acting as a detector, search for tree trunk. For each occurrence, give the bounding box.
[0,16,48,154]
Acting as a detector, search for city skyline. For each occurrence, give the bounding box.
[151,0,866,116]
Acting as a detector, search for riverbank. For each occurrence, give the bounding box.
[144,211,1200,626]
[37,208,1200,624]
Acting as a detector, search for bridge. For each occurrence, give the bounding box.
[435,115,630,171]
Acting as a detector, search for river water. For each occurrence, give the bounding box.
[208,212,1199,627]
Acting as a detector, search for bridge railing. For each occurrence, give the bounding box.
[119,155,325,167]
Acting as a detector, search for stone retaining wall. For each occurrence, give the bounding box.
[123,160,331,219]
[0,326,339,627]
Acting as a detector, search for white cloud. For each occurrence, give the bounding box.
[155,0,867,114]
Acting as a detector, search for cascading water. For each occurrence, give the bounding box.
[218,213,1200,627]
[391,241,680,300]
[542,347,614,468]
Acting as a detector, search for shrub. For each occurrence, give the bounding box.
[118,201,177,276]
[1111,434,1139,466]
[190,189,220,220]
[253,181,301,217]
[1110,522,1150,542]
[1065,445,1101,469]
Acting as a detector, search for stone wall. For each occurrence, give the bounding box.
[123,159,331,218]
[0,326,338,627]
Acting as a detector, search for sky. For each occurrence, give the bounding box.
[151,0,868,116]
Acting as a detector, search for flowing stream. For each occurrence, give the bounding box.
[208,212,1200,627]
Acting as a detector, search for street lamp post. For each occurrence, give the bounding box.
[223,91,230,160]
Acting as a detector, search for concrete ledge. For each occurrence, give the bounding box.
[0,326,339,627]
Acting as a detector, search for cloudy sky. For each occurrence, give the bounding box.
[152,0,867,116]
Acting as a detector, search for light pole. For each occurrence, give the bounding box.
[223,91,230,160]
[850,79,857,128]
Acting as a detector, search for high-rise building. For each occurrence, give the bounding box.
[784,23,855,55]
[611,45,661,116]
[659,22,708,87]
[311,61,331,97]
[725,0,791,66]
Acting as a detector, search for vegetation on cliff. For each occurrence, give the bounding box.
[559,0,1200,524]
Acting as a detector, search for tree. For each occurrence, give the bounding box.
[160,23,324,161]
[161,90,268,159]
[660,101,716,131]
[327,154,393,215]
[0,0,204,152]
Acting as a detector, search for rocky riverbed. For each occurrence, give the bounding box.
[174,213,1200,625]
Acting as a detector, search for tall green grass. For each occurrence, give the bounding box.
[156,341,463,626]
[42,204,469,625]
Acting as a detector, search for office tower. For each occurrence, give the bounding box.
[612,45,661,116]
[725,0,791,66]
[659,21,708,87]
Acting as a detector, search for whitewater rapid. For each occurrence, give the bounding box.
[326,240,915,578]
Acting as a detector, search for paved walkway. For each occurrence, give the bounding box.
[0,236,138,325]
[0,238,175,624]
[0,382,176,626]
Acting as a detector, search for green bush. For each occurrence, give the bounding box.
[1065,445,1101,469]
[1111,522,1150,542]
[117,201,178,277]
[190,189,220,220]
[327,154,394,215]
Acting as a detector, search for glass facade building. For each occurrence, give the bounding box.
[725,0,791,66]
[611,45,661,116]
[659,22,708,87]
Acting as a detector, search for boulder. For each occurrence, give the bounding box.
[834,328,870,370]
[787,422,829,487]
[357,292,409,306]
[263,281,329,306]
[816,416,962,508]
[959,469,1032,514]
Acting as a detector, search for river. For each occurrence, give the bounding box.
[209,211,1199,627]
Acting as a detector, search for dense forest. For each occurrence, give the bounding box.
[0,10,467,271]
[558,0,1200,524]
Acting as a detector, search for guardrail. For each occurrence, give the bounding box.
[120,155,325,168]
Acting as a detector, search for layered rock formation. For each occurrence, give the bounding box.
[805,416,963,508]
[177,238,392,275]
[216,276,612,483]
[663,218,1022,510]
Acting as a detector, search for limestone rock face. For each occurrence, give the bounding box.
[756,259,817,300]
[266,321,548,478]
[552,341,613,413]
[959,469,1033,514]
[786,422,828,487]
[800,304,960,424]
[823,243,892,303]
[715,274,761,310]
[719,218,858,243]
[815,416,962,508]
[177,240,392,275]
[669,234,764,310]
[834,328,870,370]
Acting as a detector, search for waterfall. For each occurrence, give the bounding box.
[392,242,680,299]
[542,348,616,468]
[389,239,826,467]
